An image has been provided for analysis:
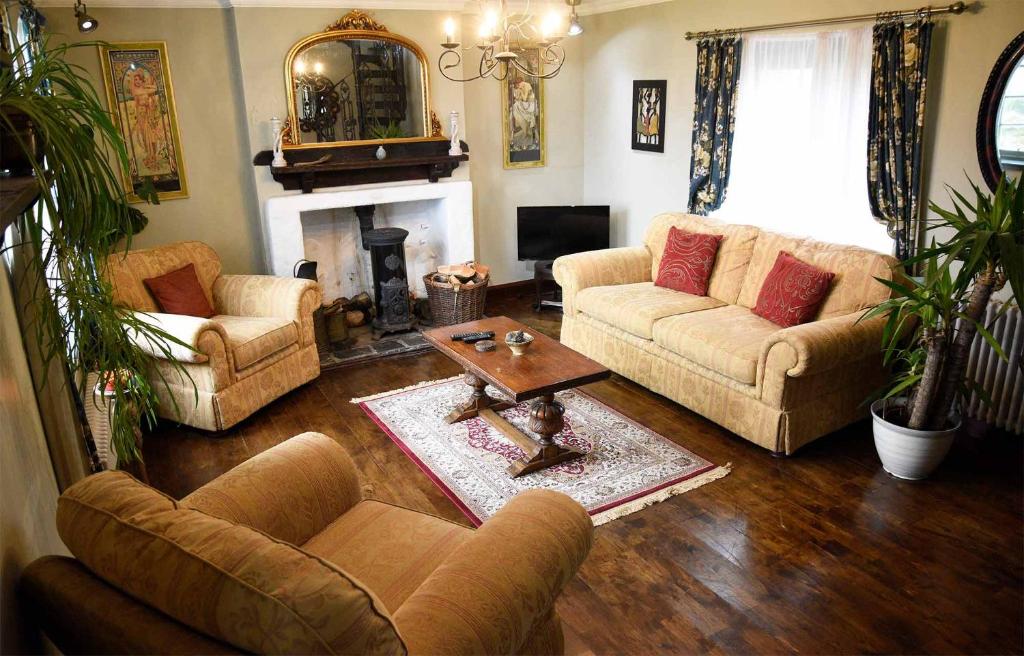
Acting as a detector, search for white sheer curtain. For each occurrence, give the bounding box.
[714,27,892,253]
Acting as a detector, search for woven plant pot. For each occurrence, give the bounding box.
[423,273,488,326]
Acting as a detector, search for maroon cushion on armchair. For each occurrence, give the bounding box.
[752,251,834,327]
[654,227,723,296]
[143,263,214,318]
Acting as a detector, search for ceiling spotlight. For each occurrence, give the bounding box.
[74,0,98,33]
[566,0,583,36]
[567,12,583,36]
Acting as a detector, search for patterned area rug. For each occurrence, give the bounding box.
[354,376,730,526]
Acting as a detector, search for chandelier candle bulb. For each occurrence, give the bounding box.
[443,18,459,48]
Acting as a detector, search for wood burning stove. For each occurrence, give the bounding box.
[364,226,413,337]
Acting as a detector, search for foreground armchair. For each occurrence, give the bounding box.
[20,432,593,655]
[104,241,322,431]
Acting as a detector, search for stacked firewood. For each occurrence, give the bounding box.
[428,262,490,290]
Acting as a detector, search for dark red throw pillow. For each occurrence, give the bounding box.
[752,251,834,327]
[655,227,723,296]
[143,263,214,318]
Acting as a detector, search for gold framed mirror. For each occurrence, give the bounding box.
[283,11,441,149]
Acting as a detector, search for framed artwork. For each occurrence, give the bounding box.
[502,48,545,169]
[632,80,666,153]
[98,42,188,202]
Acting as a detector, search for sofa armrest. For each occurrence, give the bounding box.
[393,490,593,655]
[758,311,886,381]
[129,312,229,364]
[553,247,652,315]
[181,432,364,545]
[212,275,322,346]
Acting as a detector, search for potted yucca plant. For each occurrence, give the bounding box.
[863,174,1022,479]
[1,38,192,465]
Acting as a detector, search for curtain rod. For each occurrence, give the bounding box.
[684,1,967,40]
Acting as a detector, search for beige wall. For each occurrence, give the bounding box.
[42,1,1020,283]
[44,6,585,284]
[46,8,263,274]
[581,0,1024,252]
[0,268,67,654]
[462,18,585,283]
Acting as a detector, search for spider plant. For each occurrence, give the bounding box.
[1,38,193,464]
[864,174,1023,431]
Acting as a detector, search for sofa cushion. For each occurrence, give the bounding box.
[655,228,722,296]
[576,282,725,340]
[213,315,298,370]
[644,213,759,304]
[652,305,780,385]
[792,240,898,318]
[303,499,472,613]
[105,241,222,313]
[56,471,404,655]
[753,251,835,327]
[143,264,216,318]
[736,231,808,308]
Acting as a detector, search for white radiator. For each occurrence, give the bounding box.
[964,301,1023,434]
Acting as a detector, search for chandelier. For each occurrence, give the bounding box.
[439,0,583,82]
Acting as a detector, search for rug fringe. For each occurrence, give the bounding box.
[590,463,732,527]
[350,375,464,404]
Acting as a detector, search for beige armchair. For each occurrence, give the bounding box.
[104,241,322,431]
[19,432,594,655]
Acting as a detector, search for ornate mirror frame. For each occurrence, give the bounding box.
[976,30,1024,191]
[282,10,444,150]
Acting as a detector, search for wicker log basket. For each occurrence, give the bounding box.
[423,262,489,326]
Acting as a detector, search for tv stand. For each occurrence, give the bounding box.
[534,260,562,311]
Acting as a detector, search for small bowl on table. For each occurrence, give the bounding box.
[505,331,534,356]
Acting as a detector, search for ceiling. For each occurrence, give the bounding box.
[32,0,674,16]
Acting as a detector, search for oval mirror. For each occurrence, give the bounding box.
[977,31,1024,190]
[284,12,434,148]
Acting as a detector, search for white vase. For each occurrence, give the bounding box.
[870,398,959,480]
[376,145,387,160]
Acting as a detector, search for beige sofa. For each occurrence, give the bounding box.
[104,241,322,431]
[20,433,592,655]
[554,213,899,455]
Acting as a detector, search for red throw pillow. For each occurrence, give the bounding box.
[655,227,723,296]
[143,263,214,318]
[752,251,835,327]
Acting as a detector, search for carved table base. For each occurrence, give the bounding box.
[447,372,583,478]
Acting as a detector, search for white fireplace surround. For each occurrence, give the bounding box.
[262,180,475,296]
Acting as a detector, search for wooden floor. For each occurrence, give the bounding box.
[145,291,1024,655]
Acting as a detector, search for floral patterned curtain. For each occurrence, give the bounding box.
[687,36,742,215]
[867,18,933,261]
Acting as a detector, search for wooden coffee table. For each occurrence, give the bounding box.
[423,316,610,477]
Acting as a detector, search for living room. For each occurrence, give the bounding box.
[1,0,1022,653]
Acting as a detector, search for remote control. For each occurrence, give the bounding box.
[451,331,495,343]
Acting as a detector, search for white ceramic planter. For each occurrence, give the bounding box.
[871,399,959,480]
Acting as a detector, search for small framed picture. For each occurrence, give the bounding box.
[631,80,666,153]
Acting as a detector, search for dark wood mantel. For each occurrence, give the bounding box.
[253,139,469,193]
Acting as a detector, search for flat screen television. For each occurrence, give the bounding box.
[517,205,610,261]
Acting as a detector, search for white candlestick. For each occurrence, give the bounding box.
[448,111,462,157]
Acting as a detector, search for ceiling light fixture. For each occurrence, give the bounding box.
[439,0,582,82]
[567,0,583,35]
[74,0,98,32]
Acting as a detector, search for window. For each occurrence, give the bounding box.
[997,60,1024,168]
[714,27,892,253]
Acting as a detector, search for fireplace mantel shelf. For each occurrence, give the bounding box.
[254,139,469,193]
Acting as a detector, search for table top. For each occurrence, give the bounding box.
[423,316,610,403]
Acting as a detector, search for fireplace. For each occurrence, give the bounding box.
[260,180,474,361]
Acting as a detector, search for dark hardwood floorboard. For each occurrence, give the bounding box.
[143,291,1024,655]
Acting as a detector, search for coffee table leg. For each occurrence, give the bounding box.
[445,371,513,424]
[508,394,584,478]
